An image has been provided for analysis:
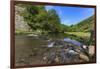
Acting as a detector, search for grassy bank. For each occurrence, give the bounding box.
[66,32,90,39]
[64,32,91,45]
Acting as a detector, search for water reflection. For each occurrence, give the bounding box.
[63,38,82,46]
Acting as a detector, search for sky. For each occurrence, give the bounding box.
[45,5,94,26]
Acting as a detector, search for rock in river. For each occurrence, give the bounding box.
[79,53,89,61]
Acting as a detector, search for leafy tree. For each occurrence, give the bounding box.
[47,9,61,33]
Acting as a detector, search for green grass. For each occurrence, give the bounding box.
[65,32,90,39]
[64,32,91,45]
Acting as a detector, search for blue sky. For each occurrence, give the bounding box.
[45,5,94,26]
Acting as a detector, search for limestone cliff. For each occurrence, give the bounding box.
[15,5,30,32]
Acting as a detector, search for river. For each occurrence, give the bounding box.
[15,35,84,66]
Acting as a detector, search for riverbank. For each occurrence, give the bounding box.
[15,31,91,44]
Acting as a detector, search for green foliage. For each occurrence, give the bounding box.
[60,24,71,32]
[17,4,64,34]
[46,9,61,33]
[70,15,94,32]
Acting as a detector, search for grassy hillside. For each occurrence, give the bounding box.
[71,15,95,32]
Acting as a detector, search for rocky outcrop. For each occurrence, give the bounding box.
[79,53,89,61]
[15,5,30,32]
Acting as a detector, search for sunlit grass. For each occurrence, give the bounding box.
[65,32,90,39]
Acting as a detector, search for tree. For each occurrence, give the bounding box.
[20,5,48,32]
[17,4,63,35]
[47,9,61,33]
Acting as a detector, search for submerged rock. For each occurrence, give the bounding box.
[54,56,60,63]
[44,38,92,63]
[79,53,89,61]
[88,45,95,57]
[48,42,55,47]
[68,50,78,55]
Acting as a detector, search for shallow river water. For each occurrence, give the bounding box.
[15,35,83,66]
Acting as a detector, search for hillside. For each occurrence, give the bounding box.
[71,15,95,32]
